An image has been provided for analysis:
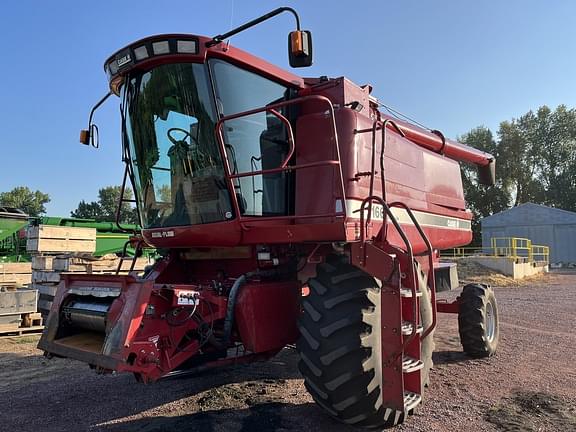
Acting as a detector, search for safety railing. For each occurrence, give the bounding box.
[491,237,532,260]
[442,247,492,258]
[215,95,347,225]
[442,237,549,265]
[531,244,550,264]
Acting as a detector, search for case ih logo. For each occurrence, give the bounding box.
[116,54,131,67]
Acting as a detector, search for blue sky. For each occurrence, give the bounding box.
[1,1,575,216]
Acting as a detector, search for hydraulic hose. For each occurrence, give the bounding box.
[222,274,248,345]
[221,269,278,347]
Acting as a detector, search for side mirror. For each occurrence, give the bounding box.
[80,92,111,148]
[79,123,99,148]
[288,30,313,68]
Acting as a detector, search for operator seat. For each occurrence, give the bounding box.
[258,114,289,216]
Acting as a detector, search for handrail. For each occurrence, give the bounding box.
[358,196,419,347]
[389,202,437,339]
[355,119,405,226]
[229,160,340,179]
[115,238,144,275]
[115,163,140,235]
[215,94,347,225]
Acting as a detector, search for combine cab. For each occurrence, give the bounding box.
[39,7,499,428]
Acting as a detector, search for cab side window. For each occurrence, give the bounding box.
[210,60,291,217]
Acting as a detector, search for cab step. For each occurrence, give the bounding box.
[381,392,422,424]
[400,287,422,298]
[401,321,423,335]
[402,356,424,373]
[404,391,422,411]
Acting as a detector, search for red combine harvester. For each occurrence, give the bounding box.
[39,7,500,428]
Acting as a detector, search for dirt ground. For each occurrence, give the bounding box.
[1,271,575,432]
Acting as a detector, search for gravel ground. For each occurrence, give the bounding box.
[1,271,575,432]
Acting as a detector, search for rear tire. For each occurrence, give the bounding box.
[296,257,408,428]
[458,284,499,357]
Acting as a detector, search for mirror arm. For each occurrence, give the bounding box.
[80,91,112,146]
[206,7,301,47]
[87,91,112,130]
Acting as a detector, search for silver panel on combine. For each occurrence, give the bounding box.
[62,299,111,333]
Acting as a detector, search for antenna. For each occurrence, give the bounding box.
[223,0,234,50]
[228,0,235,36]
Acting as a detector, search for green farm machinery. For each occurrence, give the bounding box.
[0,210,142,262]
[0,207,29,263]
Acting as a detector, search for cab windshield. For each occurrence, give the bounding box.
[123,61,293,229]
[124,63,232,228]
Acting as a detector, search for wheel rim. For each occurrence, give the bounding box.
[485,301,496,343]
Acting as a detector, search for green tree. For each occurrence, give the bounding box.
[461,104,576,244]
[71,186,139,224]
[519,105,576,210]
[70,200,102,220]
[0,186,50,217]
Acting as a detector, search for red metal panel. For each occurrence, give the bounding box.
[437,300,460,314]
[142,220,242,248]
[234,280,300,353]
[241,221,346,244]
[348,126,467,214]
[294,112,337,219]
[421,150,466,209]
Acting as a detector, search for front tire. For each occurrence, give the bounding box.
[297,257,435,428]
[458,284,499,357]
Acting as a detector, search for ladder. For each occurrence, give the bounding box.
[352,196,437,420]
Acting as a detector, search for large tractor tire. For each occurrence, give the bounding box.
[458,283,499,357]
[297,257,433,428]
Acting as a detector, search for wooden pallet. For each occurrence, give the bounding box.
[0,325,44,338]
[22,312,43,327]
[0,312,43,337]
[27,225,96,253]
[31,255,54,270]
[0,262,32,285]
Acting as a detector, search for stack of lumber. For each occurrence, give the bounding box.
[33,253,152,317]
[27,225,153,317]
[0,262,32,286]
[27,225,97,254]
[27,225,97,317]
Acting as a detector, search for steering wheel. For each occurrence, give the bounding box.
[167,127,196,145]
